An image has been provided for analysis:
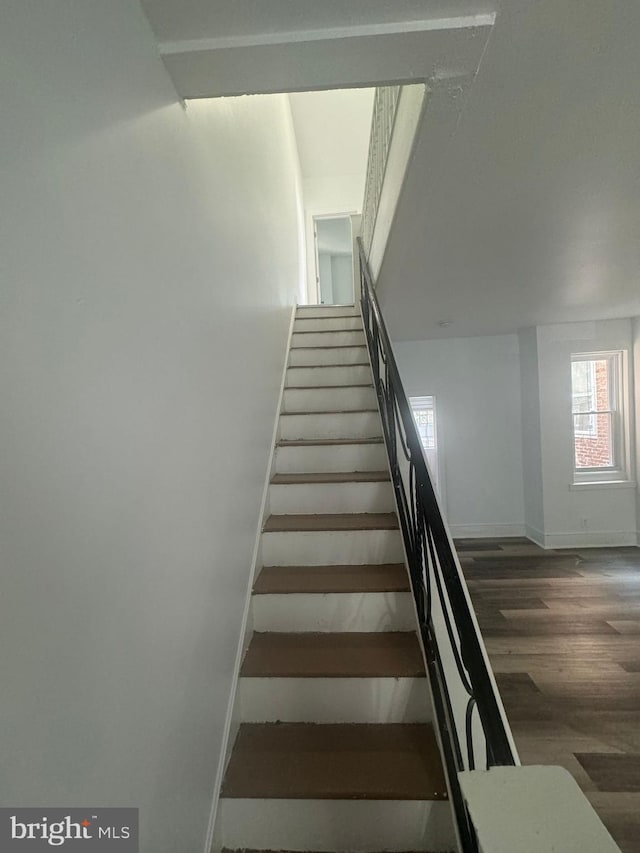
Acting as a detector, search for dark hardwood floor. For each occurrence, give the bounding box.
[459,538,640,853]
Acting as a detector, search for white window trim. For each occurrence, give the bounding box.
[570,350,632,486]
[569,479,637,491]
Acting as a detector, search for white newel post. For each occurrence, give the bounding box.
[459,765,621,853]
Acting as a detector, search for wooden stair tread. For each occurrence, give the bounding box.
[293,329,364,335]
[290,344,367,350]
[279,409,379,416]
[271,471,390,485]
[295,312,358,318]
[286,383,373,390]
[278,437,383,446]
[254,564,409,594]
[221,723,446,800]
[264,513,398,532]
[241,632,424,678]
[287,363,370,369]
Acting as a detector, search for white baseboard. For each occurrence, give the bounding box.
[203,305,297,853]
[448,523,526,539]
[542,529,639,549]
[519,524,638,550]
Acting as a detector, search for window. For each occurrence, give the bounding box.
[570,351,628,482]
[571,359,597,437]
[409,395,440,494]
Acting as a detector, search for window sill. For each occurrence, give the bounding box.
[569,480,637,491]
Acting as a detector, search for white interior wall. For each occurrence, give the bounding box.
[518,328,545,541]
[393,336,525,538]
[287,100,308,305]
[635,317,640,539]
[287,87,374,305]
[535,320,638,548]
[0,2,301,851]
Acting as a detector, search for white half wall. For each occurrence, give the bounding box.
[0,2,301,851]
[367,83,427,280]
[393,335,525,537]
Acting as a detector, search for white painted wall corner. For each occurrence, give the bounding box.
[204,305,297,853]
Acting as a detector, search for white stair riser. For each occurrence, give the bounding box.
[219,799,455,852]
[283,386,376,413]
[285,364,372,387]
[288,345,369,367]
[262,529,404,566]
[296,305,359,318]
[269,481,394,515]
[275,443,386,474]
[252,591,414,632]
[294,317,363,333]
[279,411,382,441]
[291,330,365,348]
[238,677,431,723]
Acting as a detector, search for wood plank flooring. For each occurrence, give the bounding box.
[459,538,640,853]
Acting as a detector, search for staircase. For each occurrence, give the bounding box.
[217,304,455,853]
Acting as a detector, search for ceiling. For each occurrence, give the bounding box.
[289,89,374,182]
[140,0,493,98]
[377,0,640,340]
[141,1,496,45]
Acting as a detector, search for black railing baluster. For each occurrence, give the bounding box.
[357,239,516,853]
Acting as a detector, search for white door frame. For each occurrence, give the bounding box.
[311,212,356,305]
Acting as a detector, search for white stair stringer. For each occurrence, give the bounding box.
[219,799,455,852]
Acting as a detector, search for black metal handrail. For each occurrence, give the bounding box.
[357,240,517,852]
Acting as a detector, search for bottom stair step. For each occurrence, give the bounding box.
[221,723,447,800]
